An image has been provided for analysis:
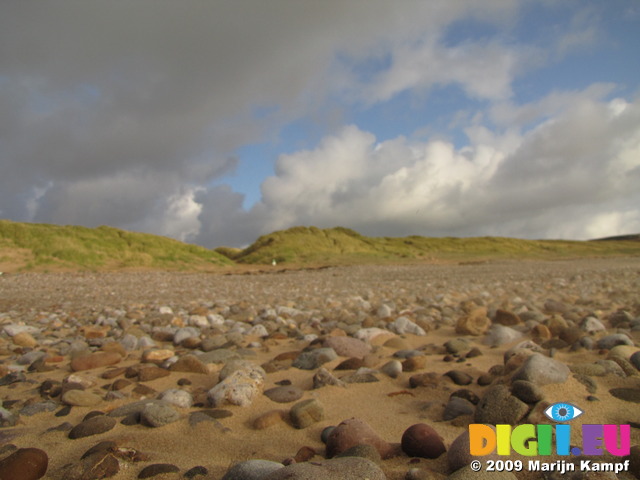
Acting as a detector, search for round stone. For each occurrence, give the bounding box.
[69,415,116,439]
[401,423,446,459]
[263,385,303,403]
[0,448,48,480]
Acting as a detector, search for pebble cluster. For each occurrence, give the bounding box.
[0,258,639,479]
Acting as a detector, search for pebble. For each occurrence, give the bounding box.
[159,388,193,408]
[61,389,103,407]
[221,459,284,480]
[597,333,633,350]
[326,418,393,459]
[511,353,570,385]
[184,465,209,478]
[0,447,48,480]
[455,308,490,336]
[483,325,523,346]
[474,385,529,424]
[381,360,403,378]
[68,415,116,439]
[313,367,346,388]
[169,354,209,374]
[443,397,475,421]
[631,350,640,371]
[510,379,544,403]
[609,388,640,403]
[390,316,427,336]
[138,463,180,478]
[264,385,304,403]
[208,368,265,407]
[444,370,473,385]
[323,336,371,358]
[292,348,338,370]
[140,402,180,427]
[401,423,446,459]
[70,351,122,371]
[289,398,324,429]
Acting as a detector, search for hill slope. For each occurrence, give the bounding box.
[227,226,640,265]
[0,220,233,272]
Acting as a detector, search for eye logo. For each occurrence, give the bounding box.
[544,402,583,422]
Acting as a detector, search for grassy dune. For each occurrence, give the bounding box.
[1,220,639,272]
[228,226,640,265]
[0,220,233,272]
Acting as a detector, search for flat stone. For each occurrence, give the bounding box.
[169,354,209,374]
[159,388,193,408]
[609,388,640,403]
[140,403,180,427]
[323,337,371,358]
[71,352,122,371]
[511,353,569,385]
[68,415,116,439]
[0,448,48,480]
[292,348,338,370]
[138,463,180,478]
[443,397,475,421]
[62,389,103,407]
[264,457,386,480]
[264,385,304,403]
[221,459,284,480]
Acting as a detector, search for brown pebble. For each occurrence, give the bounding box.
[169,355,209,374]
[402,356,426,372]
[71,352,122,372]
[0,447,48,480]
[401,423,446,459]
[294,446,316,462]
[138,463,180,478]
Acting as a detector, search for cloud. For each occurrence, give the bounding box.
[234,92,640,243]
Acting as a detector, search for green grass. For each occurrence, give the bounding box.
[230,225,640,265]
[0,220,233,271]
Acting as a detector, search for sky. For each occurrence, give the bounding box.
[1,1,639,248]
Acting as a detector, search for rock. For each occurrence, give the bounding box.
[326,418,393,459]
[159,388,193,408]
[313,367,346,388]
[108,399,167,418]
[138,463,180,478]
[401,423,446,459]
[208,368,265,407]
[66,450,120,479]
[483,325,523,347]
[0,448,48,480]
[335,443,381,464]
[12,331,38,347]
[198,349,240,364]
[631,351,640,371]
[292,348,338,370]
[511,353,570,385]
[61,389,103,407]
[354,328,389,343]
[137,365,170,382]
[334,357,365,370]
[609,388,640,403]
[71,352,122,371]
[68,415,116,439]
[140,402,180,427]
[444,370,473,385]
[170,354,209,374]
[263,457,386,480]
[141,349,175,364]
[377,304,393,319]
[474,385,529,424]
[290,399,324,429]
[409,372,440,388]
[494,309,521,326]
[253,410,286,430]
[597,333,633,350]
[402,356,427,372]
[455,308,491,336]
[444,339,470,355]
[219,360,266,381]
[443,397,475,421]
[381,360,402,378]
[390,317,426,336]
[221,460,284,480]
[511,380,544,403]
[323,337,371,358]
[580,316,606,333]
[184,466,209,478]
[264,385,304,403]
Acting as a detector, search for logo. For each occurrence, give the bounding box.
[469,402,630,457]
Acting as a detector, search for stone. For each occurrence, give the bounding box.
[208,368,265,407]
[443,397,475,421]
[68,415,116,439]
[409,372,440,388]
[474,385,529,424]
[138,463,180,478]
[455,308,491,336]
[263,457,386,480]
[609,388,640,403]
[0,447,48,480]
[401,423,446,459]
[580,316,606,333]
[494,309,521,326]
[169,354,209,374]
[390,317,426,336]
[219,360,266,381]
[184,466,209,478]
[141,349,175,364]
[68,450,120,479]
[159,388,193,409]
[483,325,523,347]
[62,389,102,407]
[334,357,365,370]
[511,353,570,385]
[12,331,38,347]
[326,418,393,459]
[444,370,473,386]
[253,410,286,430]
[511,380,544,403]
[71,352,122,371]
[292,348,338,370]
[197,349,240,364]
[137,365,170,382]
[290,399,324,429]
[402,356,427,372]
[597,333,633,350]
[323,337,371,358]
[264,385,304,403]
[444,339,470,355]
[381,360,402,378]
[313,367,346,388]
[334,443,381,463]
[140,402,180,427]
[221,460,284,480]
[631,351,640,371]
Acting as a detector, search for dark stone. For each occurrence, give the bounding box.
[184,465,209,478]
[609,388,640,403]
[138,463,180,478]
[401,423,446,459]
